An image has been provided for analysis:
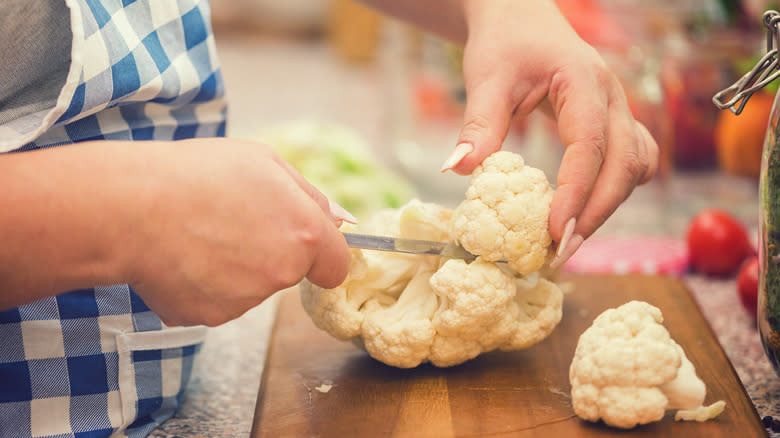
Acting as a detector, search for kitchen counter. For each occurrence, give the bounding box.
[147,275,780,438]
[148,33,779,437]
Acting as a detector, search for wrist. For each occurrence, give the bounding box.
[462,0,565,32]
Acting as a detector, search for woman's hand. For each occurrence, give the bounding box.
[0,138,352,327]
[122,138,352,326]
[443,0,659,265]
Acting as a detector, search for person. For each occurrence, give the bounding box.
[0,0,658,436]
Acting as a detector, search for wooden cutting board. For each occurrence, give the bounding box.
[251,274,767,437]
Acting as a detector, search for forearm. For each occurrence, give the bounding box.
[0,141,144,309]
[356,0,566,45]
[356,0,467,43]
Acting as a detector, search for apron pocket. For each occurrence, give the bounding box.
[114,326,207,436]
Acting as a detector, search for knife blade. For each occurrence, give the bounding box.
[343,232,477,261]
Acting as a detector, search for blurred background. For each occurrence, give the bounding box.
[210,0,774,239]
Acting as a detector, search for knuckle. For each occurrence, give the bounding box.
[460,113,493,137]
[594,63,617,87]
[266,215,333,292]
[297,219,326,249]
[278,236,323,287]
[273,264,307,290]
[577,133,608,163]
[618,148,647,182]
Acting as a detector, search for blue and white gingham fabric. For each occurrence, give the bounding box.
[0,0,227,152]
[0,287,206,438]
[0,1,225,437]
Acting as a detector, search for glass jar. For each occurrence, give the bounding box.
[664,31,762,170]
[759,88,780,370]
[715,10,780,376]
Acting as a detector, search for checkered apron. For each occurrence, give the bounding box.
[0,1,226,437]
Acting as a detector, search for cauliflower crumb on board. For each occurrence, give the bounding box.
[675,400,727,422]
[314,383,334,393]
[569,300,727,429]
[300,151,565,368]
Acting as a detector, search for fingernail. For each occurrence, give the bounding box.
[440,143,474,172]
[549,233,583,270]
[557,218,577,257]
[329,200,358,224]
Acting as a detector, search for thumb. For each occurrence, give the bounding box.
[442,79,515,174]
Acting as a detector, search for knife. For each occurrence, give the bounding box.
[343,232,478,261]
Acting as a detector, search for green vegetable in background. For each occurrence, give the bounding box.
[250,121,416,221]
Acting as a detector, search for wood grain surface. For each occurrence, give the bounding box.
[251,274,767,437]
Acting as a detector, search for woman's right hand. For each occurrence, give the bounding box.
[0,138,351,322]
[113,138,352,326]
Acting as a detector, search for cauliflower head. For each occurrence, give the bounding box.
[300,199,564,368]
[569,301,725,429]
[451,151,555,274]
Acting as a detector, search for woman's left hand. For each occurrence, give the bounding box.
[442,0,659,263]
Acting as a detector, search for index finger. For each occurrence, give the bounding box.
[273,154,357,226]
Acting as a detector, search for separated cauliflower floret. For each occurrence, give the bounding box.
[451,151,555,275]
[300,199,564,368]
[569,301,726,429]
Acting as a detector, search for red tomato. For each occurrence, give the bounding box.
[686,209,754,276]
[737,256,759,319]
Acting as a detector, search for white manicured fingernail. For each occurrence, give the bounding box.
[557,218,577,257]
[440,143,474,172]
[550,233,583,270]
[329,200,358,224]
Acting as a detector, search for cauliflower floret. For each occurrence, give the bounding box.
[361,267,439,368]
[428,258,519,366]
[501,275,564,350]
[451,151,555,274]
[300,248,418,340]
[569,301,726,429]
[301,199,565,368]
[399,199,453,242]
[431,258,517,340]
